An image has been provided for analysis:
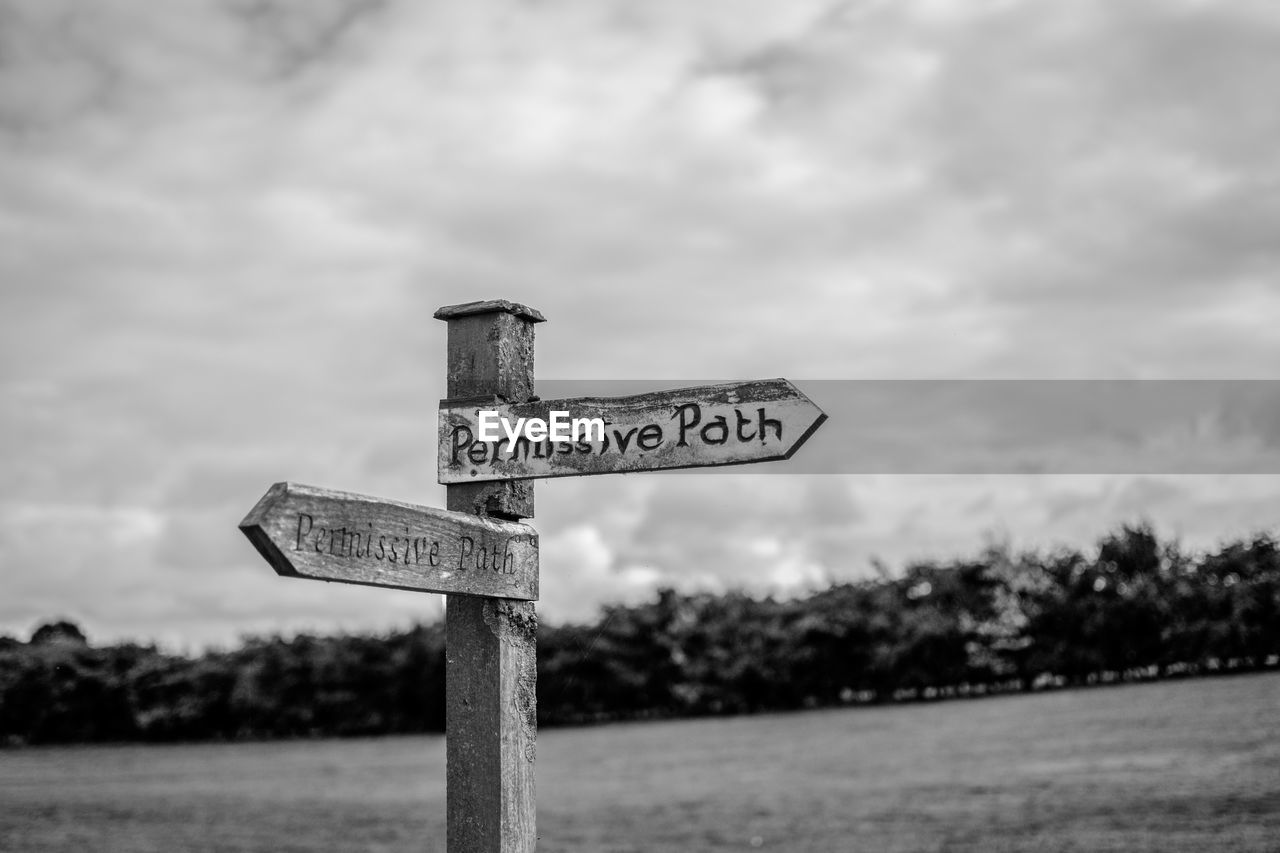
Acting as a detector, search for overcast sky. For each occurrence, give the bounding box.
[3,0,1279,650]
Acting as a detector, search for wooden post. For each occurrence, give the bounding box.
[435,299,544,853]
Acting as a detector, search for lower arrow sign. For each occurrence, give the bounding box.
[239,483,538,600]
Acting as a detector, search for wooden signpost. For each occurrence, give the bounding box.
[239,482,538,600]
[439,379,826,483]
[239,298,826,852]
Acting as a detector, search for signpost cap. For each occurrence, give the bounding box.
[434,299,546,324]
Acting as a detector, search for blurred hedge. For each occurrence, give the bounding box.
[3,522,1277,744]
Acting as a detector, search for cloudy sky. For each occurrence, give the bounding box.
[2,0,1279,649]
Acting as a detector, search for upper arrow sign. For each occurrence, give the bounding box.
[239,483,538,599]
[439,379,826,483]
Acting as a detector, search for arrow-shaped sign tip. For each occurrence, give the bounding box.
[239,482,298,579]
[779,382,827,460]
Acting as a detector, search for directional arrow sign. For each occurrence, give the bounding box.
[439,378,825,483]
[239,483,538,600]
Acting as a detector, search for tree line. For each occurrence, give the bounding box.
[2,522,1277,745]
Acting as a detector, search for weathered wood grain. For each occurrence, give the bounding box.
[239,482,538,600]
[437,300,540,853]
[438,302,541,519]
[439,378,826,483]
[433,299,546,324]
[446,596,537,853]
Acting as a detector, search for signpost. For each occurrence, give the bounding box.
[239,482,538,600]
[439,379,826,483]
[239,298,826,852]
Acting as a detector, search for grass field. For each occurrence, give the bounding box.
[1,671,1277,852]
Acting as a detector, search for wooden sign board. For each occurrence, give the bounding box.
[239,482,538,600]
[439,378,825,483]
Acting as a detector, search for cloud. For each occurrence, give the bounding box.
[2,0,1280,645]
[554,476,866,597]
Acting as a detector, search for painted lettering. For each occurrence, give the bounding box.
[758,407,782,443]
[701,415,729,445]
[638,423,663,451]
[612,426,638,453]
[295,514,313,551]
[450,425,473,464]
[674,403,701,446]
